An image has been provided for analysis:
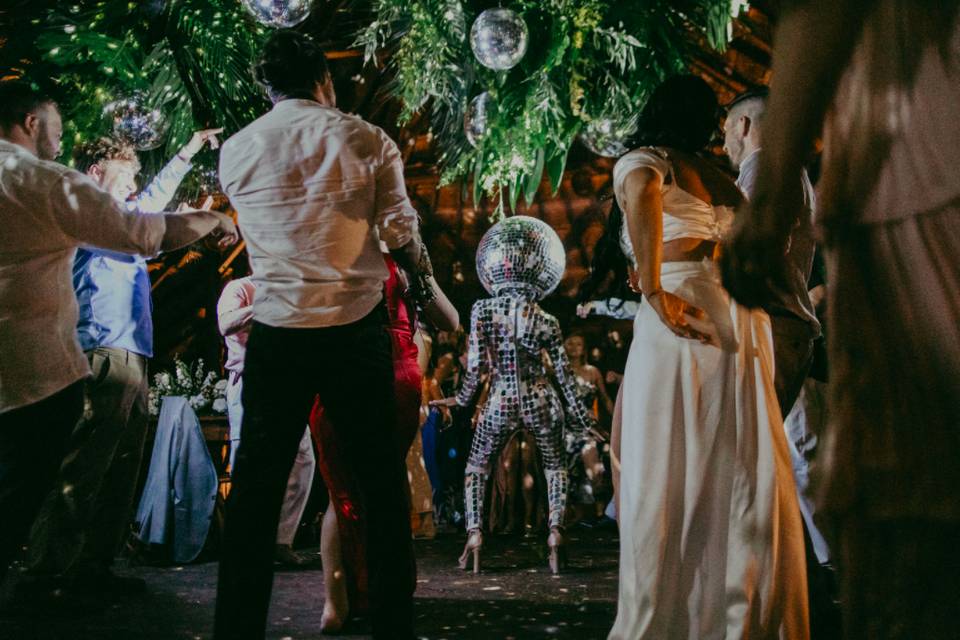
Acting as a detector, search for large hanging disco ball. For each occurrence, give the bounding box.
[579,118,636,158]
[240,0,311,28]
[103,92,167,151]
[476,216,566,300]
[464,91,494,147]
[470,8,529,71]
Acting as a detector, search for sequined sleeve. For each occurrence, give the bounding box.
[456,301,489,406]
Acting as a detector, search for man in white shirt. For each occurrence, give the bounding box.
[217,276,316,567]
[215,33,419,640]
[0,82,238,585]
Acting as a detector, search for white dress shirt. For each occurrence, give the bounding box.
[219,99,418,329]
[0,140,167,413]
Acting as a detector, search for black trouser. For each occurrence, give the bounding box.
[0,382,84,582]
[771,314,839,637]
[770,315,816,417]
[214,305,416,640]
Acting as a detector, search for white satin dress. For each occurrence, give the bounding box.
[609,148,809,640]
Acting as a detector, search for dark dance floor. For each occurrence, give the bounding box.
[0,527,619,639]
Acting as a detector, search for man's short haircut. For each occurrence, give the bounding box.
[73,137,141,174]
[726,86,769,114]
[0,81,58,133]
[253,31,330,101]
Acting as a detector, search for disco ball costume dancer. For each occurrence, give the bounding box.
[453,216,597,574]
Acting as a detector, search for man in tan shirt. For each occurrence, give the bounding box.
[0,82,237,587]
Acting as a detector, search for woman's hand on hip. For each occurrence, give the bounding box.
[646,290,714,343]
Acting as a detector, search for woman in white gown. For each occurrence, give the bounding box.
[609,76,808,640]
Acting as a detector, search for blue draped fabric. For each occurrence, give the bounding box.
[134,396,217,563]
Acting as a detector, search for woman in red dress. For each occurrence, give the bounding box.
[310,247,457,632]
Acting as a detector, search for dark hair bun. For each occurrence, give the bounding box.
[635,75,719,153]
[253,31,330,100]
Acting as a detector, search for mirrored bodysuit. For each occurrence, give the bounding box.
[456,291,596,532]
[454,217,596,573]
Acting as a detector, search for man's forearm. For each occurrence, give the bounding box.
[389,232,422,275]
[160,211,220,252]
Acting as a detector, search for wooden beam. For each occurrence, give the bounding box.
[325,49,363,60]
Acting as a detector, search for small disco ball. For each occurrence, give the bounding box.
[240,0,311,28]
[470,8,529,71]
[476,216,566,300]
[103,92,167,151]
[579,118,635,158]
[464,91,494,147]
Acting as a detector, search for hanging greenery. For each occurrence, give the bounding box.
[357,0,746,216]
[26,0,269,192]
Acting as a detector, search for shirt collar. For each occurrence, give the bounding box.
[270,98,334,113]
[0,139,34,157]
[739,147,761,172]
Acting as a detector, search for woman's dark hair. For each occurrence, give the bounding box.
[0,81,56,133]
[584,75,720,303]
[253,31,330,101]
[633,74,719,153]
[578,199,632,304]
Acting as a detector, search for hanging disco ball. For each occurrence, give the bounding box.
[464,91,494,147]
[476,216,566,300]
[470,8,529,71]
[578,118,636,158]
[240,0,311,29]
[103,92,167,151]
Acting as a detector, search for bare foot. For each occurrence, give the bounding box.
[321,572,349,634]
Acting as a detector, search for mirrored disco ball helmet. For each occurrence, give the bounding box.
[476,216,566,300]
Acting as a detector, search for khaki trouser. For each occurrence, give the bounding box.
[28,346,149,575]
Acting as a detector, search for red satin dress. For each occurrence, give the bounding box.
[308,255,422,613]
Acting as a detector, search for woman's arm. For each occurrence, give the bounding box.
[621,167,711,342]
[420,279,459,332]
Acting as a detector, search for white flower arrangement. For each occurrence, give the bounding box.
[148,357,228,417]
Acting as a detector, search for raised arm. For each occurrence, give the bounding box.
[455,302,489,407]
[134,128,223,213]
[50,168,235,257]
[133,154,192,214]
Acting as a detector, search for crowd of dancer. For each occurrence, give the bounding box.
[1,0,959,638]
